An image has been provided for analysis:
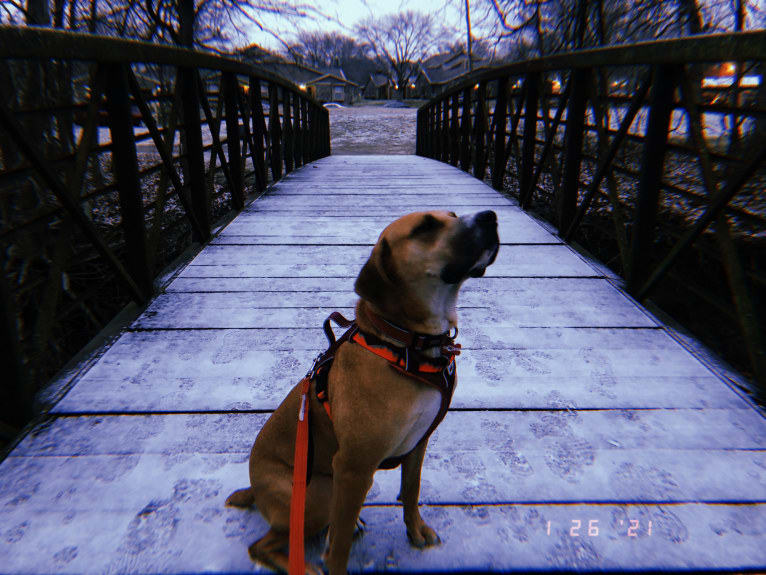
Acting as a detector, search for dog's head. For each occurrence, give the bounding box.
[355,210,499,333]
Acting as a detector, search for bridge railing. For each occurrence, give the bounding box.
[0,26,330,430]
[417,31,766,398]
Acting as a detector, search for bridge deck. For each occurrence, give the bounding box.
[1,155,764,573]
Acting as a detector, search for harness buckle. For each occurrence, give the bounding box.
[441,342,462,357]
[306,352,324,380]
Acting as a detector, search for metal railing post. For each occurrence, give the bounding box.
[627,64,677,293]
[105,63,152,298]
[441,98,450,163]
[557,68,589,234]
[293,92,302,168]
[519,72,539,207]
[223,71,244,210]
[249,77,268,195]
[179,66,210,241]
[450,93,460,166]
[473,81,487,179]
[460,87,472,171]
[283,88,294,173]
[492,77,509,190]
[268,83,283,180]
[301,98,310,164]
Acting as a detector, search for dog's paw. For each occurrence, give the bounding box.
[406,521,441,548]
[225,487,255,508]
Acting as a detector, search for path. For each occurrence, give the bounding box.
[1,155,764,573]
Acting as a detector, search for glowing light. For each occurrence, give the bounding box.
[551,79,561,93]
[723,62,736,75]
[299,84,306,90]
[473,83,479,90]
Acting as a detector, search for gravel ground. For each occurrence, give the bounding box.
[328,104,419,155]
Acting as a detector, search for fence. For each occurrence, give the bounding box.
[417,31,766,398]
[0,26,330,433]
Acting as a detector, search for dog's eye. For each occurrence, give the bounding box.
[410,214,443,238]
[448,211,457,218]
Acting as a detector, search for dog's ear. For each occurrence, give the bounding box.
[354,238,399,309]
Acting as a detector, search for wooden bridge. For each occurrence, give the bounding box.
[1,27,765,573]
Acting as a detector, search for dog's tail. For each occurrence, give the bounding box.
[225,487,255,508]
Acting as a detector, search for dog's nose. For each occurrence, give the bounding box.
[475,210,497,227]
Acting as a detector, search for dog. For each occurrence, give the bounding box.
[226,210,499,575]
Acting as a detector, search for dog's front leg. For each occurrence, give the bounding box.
[325,452,375,575]
[399,438,440,547]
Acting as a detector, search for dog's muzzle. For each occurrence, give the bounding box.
[440,210,500,283]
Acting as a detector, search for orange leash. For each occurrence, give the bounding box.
[288,377,311,575]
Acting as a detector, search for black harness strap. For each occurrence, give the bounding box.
[304,311,459,482]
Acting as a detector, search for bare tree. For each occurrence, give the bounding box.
[0,0,326,52]
[287,30,366,68]
[356,10,451,99]
[473,0,762,60]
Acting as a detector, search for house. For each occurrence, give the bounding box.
[237,44,361,104]
[341,58,379,88]
[414,48,489,99]
[305,68,361,105]
[364,73,392,100]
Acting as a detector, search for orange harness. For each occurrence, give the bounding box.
[288,311,460,575]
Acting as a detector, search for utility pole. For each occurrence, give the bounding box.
[465,0,473,72]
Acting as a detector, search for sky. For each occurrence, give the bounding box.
[244,0,466,51]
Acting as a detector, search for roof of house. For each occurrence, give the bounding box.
[306,72,359,87]
[237,44,325,85]
[237,44,365,89]
[257,61,324,85]
[419,48,488,86]
[366,73,391,88]
[342,58,379,86]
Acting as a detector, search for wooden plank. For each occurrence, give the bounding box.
[241,206,521,216]
[129,301,651,330]
[1,410,764,572]
[51,328,749,412]
[0,494,763,573]
[143,280,655,327]
[165,276,619,293]
[14,411,766,458]
[243,200,518,212]
[7,412,765,504]
[186,245,598,277]
[215,217,556,245]
[243,195,517,208]
[1,434,764,575]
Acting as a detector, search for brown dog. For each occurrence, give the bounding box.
[226,210,499,575]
